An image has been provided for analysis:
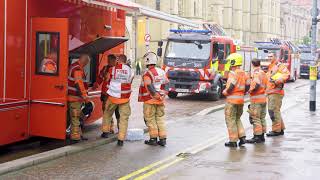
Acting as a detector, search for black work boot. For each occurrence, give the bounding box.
[266,131,282,137]
[100,132,109,139]
[245,135,262,144]
[117,140,124,146]
[225,142,238,148]
[157,138,167,147]
[280,130,285,135]
[81,136,88,141]
[70,139,80,145]
[238,136,246,146]
[145,138,158,146]
[260,133,265,142]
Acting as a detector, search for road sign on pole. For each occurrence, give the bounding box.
[144,34,151,52]
[310,0,318,111]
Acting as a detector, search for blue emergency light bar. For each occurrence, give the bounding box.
[169,29,212,34]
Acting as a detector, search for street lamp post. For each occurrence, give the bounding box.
[310,0,318,111]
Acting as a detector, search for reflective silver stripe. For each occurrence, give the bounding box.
[68,64,80,77]
[250,94,266,99]
[266,88,282,93]
[67,86,78,91]
[139,93,149,96]
[227,95,244,99]
[238,85,245,90]
[108,89,132,94]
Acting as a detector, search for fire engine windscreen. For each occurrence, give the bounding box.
[164,40,210,68]
[300,52,313,62]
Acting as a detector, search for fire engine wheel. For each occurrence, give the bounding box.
[168,92,178,99]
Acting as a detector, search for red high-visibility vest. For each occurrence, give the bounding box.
[67,61,88,98]
[107,64,132,99]
[138,67,168,102]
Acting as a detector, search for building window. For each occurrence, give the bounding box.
[36,32,60,76]
[156,0,160,11]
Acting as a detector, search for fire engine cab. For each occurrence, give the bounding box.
[0,0,130,146]
[160,29,236,100]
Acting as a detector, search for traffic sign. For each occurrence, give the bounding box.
[310,66,318,80]
[144,34,151,42]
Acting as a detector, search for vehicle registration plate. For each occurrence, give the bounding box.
[175,89,189,93]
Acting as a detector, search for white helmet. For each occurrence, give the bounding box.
[143,52,158,66]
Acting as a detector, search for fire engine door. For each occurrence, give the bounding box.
[29,18,68,140]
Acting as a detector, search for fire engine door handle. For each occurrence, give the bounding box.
[54,85,64,90]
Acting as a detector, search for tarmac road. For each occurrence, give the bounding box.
[0,76,224,163]
[0,79,314,180]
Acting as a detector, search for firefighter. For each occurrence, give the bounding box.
[138,52,169,146]
[101,55,133,146]
[67,54,90,143]
[93,54,120,134]
[222,53,250,147]
[266,53,290,137]
[135,59,142,75]
[246,58,268,143]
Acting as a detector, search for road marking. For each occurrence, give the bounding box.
[118,135,227,180]
[133,158,184,180]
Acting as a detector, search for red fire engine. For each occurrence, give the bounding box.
[0,0,130,146]
[159,29,236,100]
[0,0,199,146]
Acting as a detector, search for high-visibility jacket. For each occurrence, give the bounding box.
[225,69,250,104]
[68,61,88,102]
[96,65,113,95]
[107,63,132,100]
[41,58,57,73]
[138,67,168,104]
[266,60,290,95]
[250,67,267,103]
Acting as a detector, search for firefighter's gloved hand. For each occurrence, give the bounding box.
[222,89,228,96]
[153,92,162,101]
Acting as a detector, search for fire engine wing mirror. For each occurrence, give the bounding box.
[69,36,128,57]
[157,47,163,57]
[157,41,164,57]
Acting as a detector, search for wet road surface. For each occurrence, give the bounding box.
[0,79,314,179]
[0,76,224,163]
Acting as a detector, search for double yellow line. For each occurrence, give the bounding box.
[118,135,226,180]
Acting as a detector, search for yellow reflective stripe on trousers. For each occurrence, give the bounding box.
[227,95,244,99]
[250,94,266,99]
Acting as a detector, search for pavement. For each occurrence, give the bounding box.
[0,79,318,180]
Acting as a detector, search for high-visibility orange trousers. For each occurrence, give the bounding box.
[248,103,267,135]
[143,103,167,139]
[268,94,285,132]
[224,103,246,142]
[68,102,83,141]
[102,99,131,141]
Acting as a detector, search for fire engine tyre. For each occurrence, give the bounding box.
[168,92,178,99]
[208,81,222,101]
